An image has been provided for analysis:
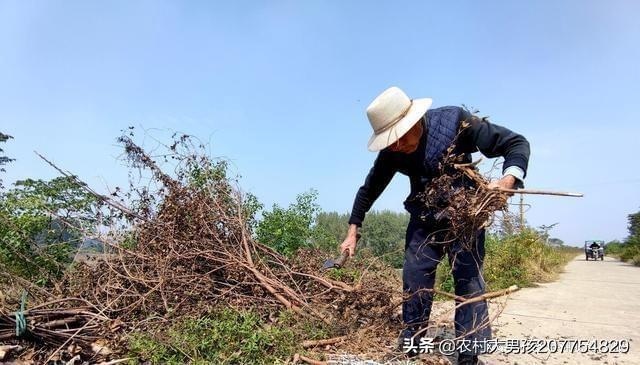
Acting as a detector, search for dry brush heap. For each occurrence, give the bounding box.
[53,134,400,360]
[2,126,518,363]
[78,136,400,323]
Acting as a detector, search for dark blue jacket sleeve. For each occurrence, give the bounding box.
[348,152,396,226]
[458,114,530,177]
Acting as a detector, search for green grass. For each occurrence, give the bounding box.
[325,266,362,282]
[127,308,331,364]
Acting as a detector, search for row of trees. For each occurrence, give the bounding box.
[254,189,409,267]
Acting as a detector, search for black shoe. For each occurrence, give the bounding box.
[457,353,480,365]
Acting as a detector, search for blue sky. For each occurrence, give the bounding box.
[1,1,639,245]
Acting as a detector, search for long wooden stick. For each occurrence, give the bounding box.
[97,359,134,365]
[497,188,583,197]
[302,335,347,348]
[455,284,520,307]
[35,151,148,220]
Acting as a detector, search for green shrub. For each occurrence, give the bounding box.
[0,177,96,284]
[605,240,624,255]
[606,209,640,266]
[256,190,320,256]
[325,266,362,282]
[620,243,640,262]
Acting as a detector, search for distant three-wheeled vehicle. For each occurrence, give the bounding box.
[585,240,604,261]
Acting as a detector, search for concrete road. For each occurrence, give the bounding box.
[484,256,640,365]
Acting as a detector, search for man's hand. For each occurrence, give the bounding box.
[487,175,517,190]
[339,224,359,257]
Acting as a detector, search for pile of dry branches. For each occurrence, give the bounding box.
[42,134,400,356]
[0,134,408,363]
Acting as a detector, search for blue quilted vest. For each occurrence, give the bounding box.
[403,106,469,218]
[423,106,465,173]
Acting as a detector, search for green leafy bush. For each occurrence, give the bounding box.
[256,190,320,256]
[483,229,576,290]
[0,177,96,284]
[607,210,640,266]
[435,259,454,299]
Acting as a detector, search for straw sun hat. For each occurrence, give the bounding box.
[366,86,432,152]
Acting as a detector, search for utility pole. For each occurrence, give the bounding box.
[519,193,524,232]
[539,223,559,245]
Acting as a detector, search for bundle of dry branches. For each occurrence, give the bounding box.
[417,126,510,248]
[0,298,111,356]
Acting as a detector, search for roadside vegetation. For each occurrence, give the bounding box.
[481,229,579,289]
[605,211,640,266]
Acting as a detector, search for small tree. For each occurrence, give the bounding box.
[256,190,320,256]
[0,176,97,284]
[628,210,640,239]
[0,132,14,189]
